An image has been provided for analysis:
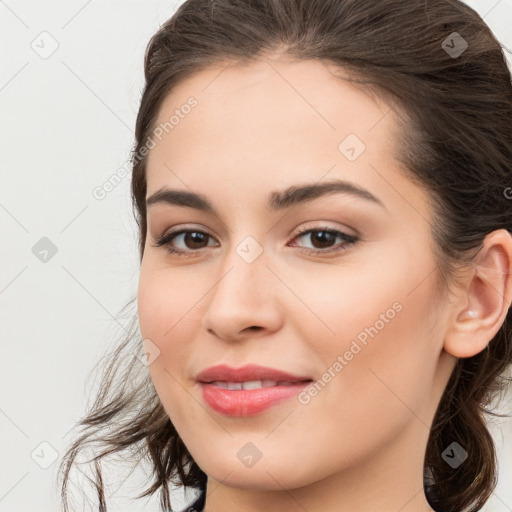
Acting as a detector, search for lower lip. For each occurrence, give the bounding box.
[199,382,311,417]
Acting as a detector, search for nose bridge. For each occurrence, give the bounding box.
[211,235,270,310]
[201,234,282,339]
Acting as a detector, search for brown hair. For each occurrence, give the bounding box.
[58,1,512,511]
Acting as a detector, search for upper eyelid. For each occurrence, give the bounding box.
[161,222,354,238]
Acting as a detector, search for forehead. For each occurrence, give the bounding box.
[144,56,429,220]
[150,56,395,148]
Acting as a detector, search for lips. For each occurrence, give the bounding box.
[195,363,313,384]
[195,364,314,416]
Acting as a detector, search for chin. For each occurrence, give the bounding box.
[196,451,320,491]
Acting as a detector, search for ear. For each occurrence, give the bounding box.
[444,229,512,359]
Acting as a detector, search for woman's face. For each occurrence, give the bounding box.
[137,56,456,493]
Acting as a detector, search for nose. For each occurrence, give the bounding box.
[201,245,283,342]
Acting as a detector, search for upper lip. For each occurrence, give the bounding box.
[195,364,313,383]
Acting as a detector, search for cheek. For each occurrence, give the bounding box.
[137,262,208,416]
[137,260,204,342]
[283,241,436,356]
[286,286,439,474]
[290,241,440,421]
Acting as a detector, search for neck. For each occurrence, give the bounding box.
[203,417,436,512]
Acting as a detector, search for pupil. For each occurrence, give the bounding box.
[312,231,335,248]
[186,232,207,248]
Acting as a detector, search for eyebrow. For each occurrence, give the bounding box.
[146,179,386,214]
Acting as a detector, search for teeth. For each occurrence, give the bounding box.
[209,380,296,390]
[243,380,268,390]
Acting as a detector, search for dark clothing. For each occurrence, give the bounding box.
[181,487,206,512]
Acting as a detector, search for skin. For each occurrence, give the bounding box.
[137,54,512,512]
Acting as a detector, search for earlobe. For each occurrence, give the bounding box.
[443,229,512,359]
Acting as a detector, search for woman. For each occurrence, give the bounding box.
[58,1,512,511]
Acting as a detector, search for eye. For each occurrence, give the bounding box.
[288,226,359,256]
[152,228,218,257]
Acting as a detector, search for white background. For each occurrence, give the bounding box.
[1,1,511,511]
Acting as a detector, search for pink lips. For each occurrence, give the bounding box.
[195,364,313,417]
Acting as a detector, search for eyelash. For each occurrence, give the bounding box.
[152,225,359,258]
